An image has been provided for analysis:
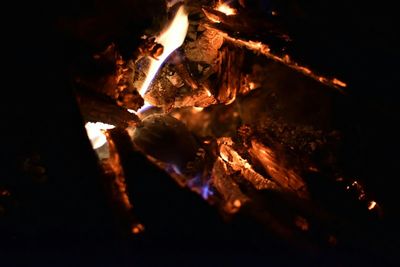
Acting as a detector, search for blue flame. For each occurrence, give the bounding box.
[137,103,154,114]
[187,174,214,200]
[200,181,213,199]
[164,163,183,175]
[164,163,214,200]
[171,164,183,175]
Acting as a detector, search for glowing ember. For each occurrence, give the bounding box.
[192,106,204,112]
[249,139,308,198]
[233,199,241,208]
[85,122,115,149]
[138,5,189,96]
[332,78,347,87]
[248,82,256,90]
[131,223,145,234]
[368,201,377,210]
[215,1,237,16]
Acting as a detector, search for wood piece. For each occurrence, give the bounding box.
[249,139,308,199]
[172,86,217,109]
[217,137,279,191]
[132,114,199,170]
[170,51,199,90]
[76,44,144,111]
[202,6,289,52]
[99,128,144,236]
[184,28,224,65]
[76,89,140,128]
[211,157,249,213]
[215,43,245,104]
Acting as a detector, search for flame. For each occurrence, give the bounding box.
[127,102,154,115]
[85,122,115,149]
[215,1,237,16]
[187,174,214,200]
[138,5,189,96]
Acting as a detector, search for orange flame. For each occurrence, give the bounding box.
[215,1,237,16]
[138,5,189,96]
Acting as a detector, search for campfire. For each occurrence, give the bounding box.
[75,0,380,247]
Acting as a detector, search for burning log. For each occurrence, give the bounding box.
[71,1,383,257]
[139,62,181,109]
[201,6,289,49]
[75,44,144,111]
[212,157,249,213]
[172,86,217,108]
[184,27,224,65]
[200,4,347,93]
[76,89,140,128]
[87,127,144,236]
[217,137,279,191]
[169,51,199,90]
[215,43,245,104]
[249,139,308,199]
[132,114,199,171]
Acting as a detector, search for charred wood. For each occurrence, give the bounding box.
[202,6,289,52]
[75,44,144,111]
[132,114,199,171]
[215,43,245,104]
[76,89,140,128]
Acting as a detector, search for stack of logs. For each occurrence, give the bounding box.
[74,0,380,249]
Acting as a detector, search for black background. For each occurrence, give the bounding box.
[2,0,400,266]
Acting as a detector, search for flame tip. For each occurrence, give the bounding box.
[215,2,237,16]
[138,5,189,96]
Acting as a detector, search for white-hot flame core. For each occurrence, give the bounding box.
[215,2,237,16]
[85,122,115,149]
[127,102,154,115]
[138,5,189,96]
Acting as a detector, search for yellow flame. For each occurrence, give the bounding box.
[192,106,204,112]
[215,2,237,16]
[138,6,189,96]
[85,122,115,149]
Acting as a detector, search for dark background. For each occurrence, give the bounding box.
[2,0,400,266]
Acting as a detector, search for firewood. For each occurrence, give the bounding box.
[131,114,199,171]
[76,89,140,128]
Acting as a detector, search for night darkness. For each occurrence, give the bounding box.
[2,0,400,266]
